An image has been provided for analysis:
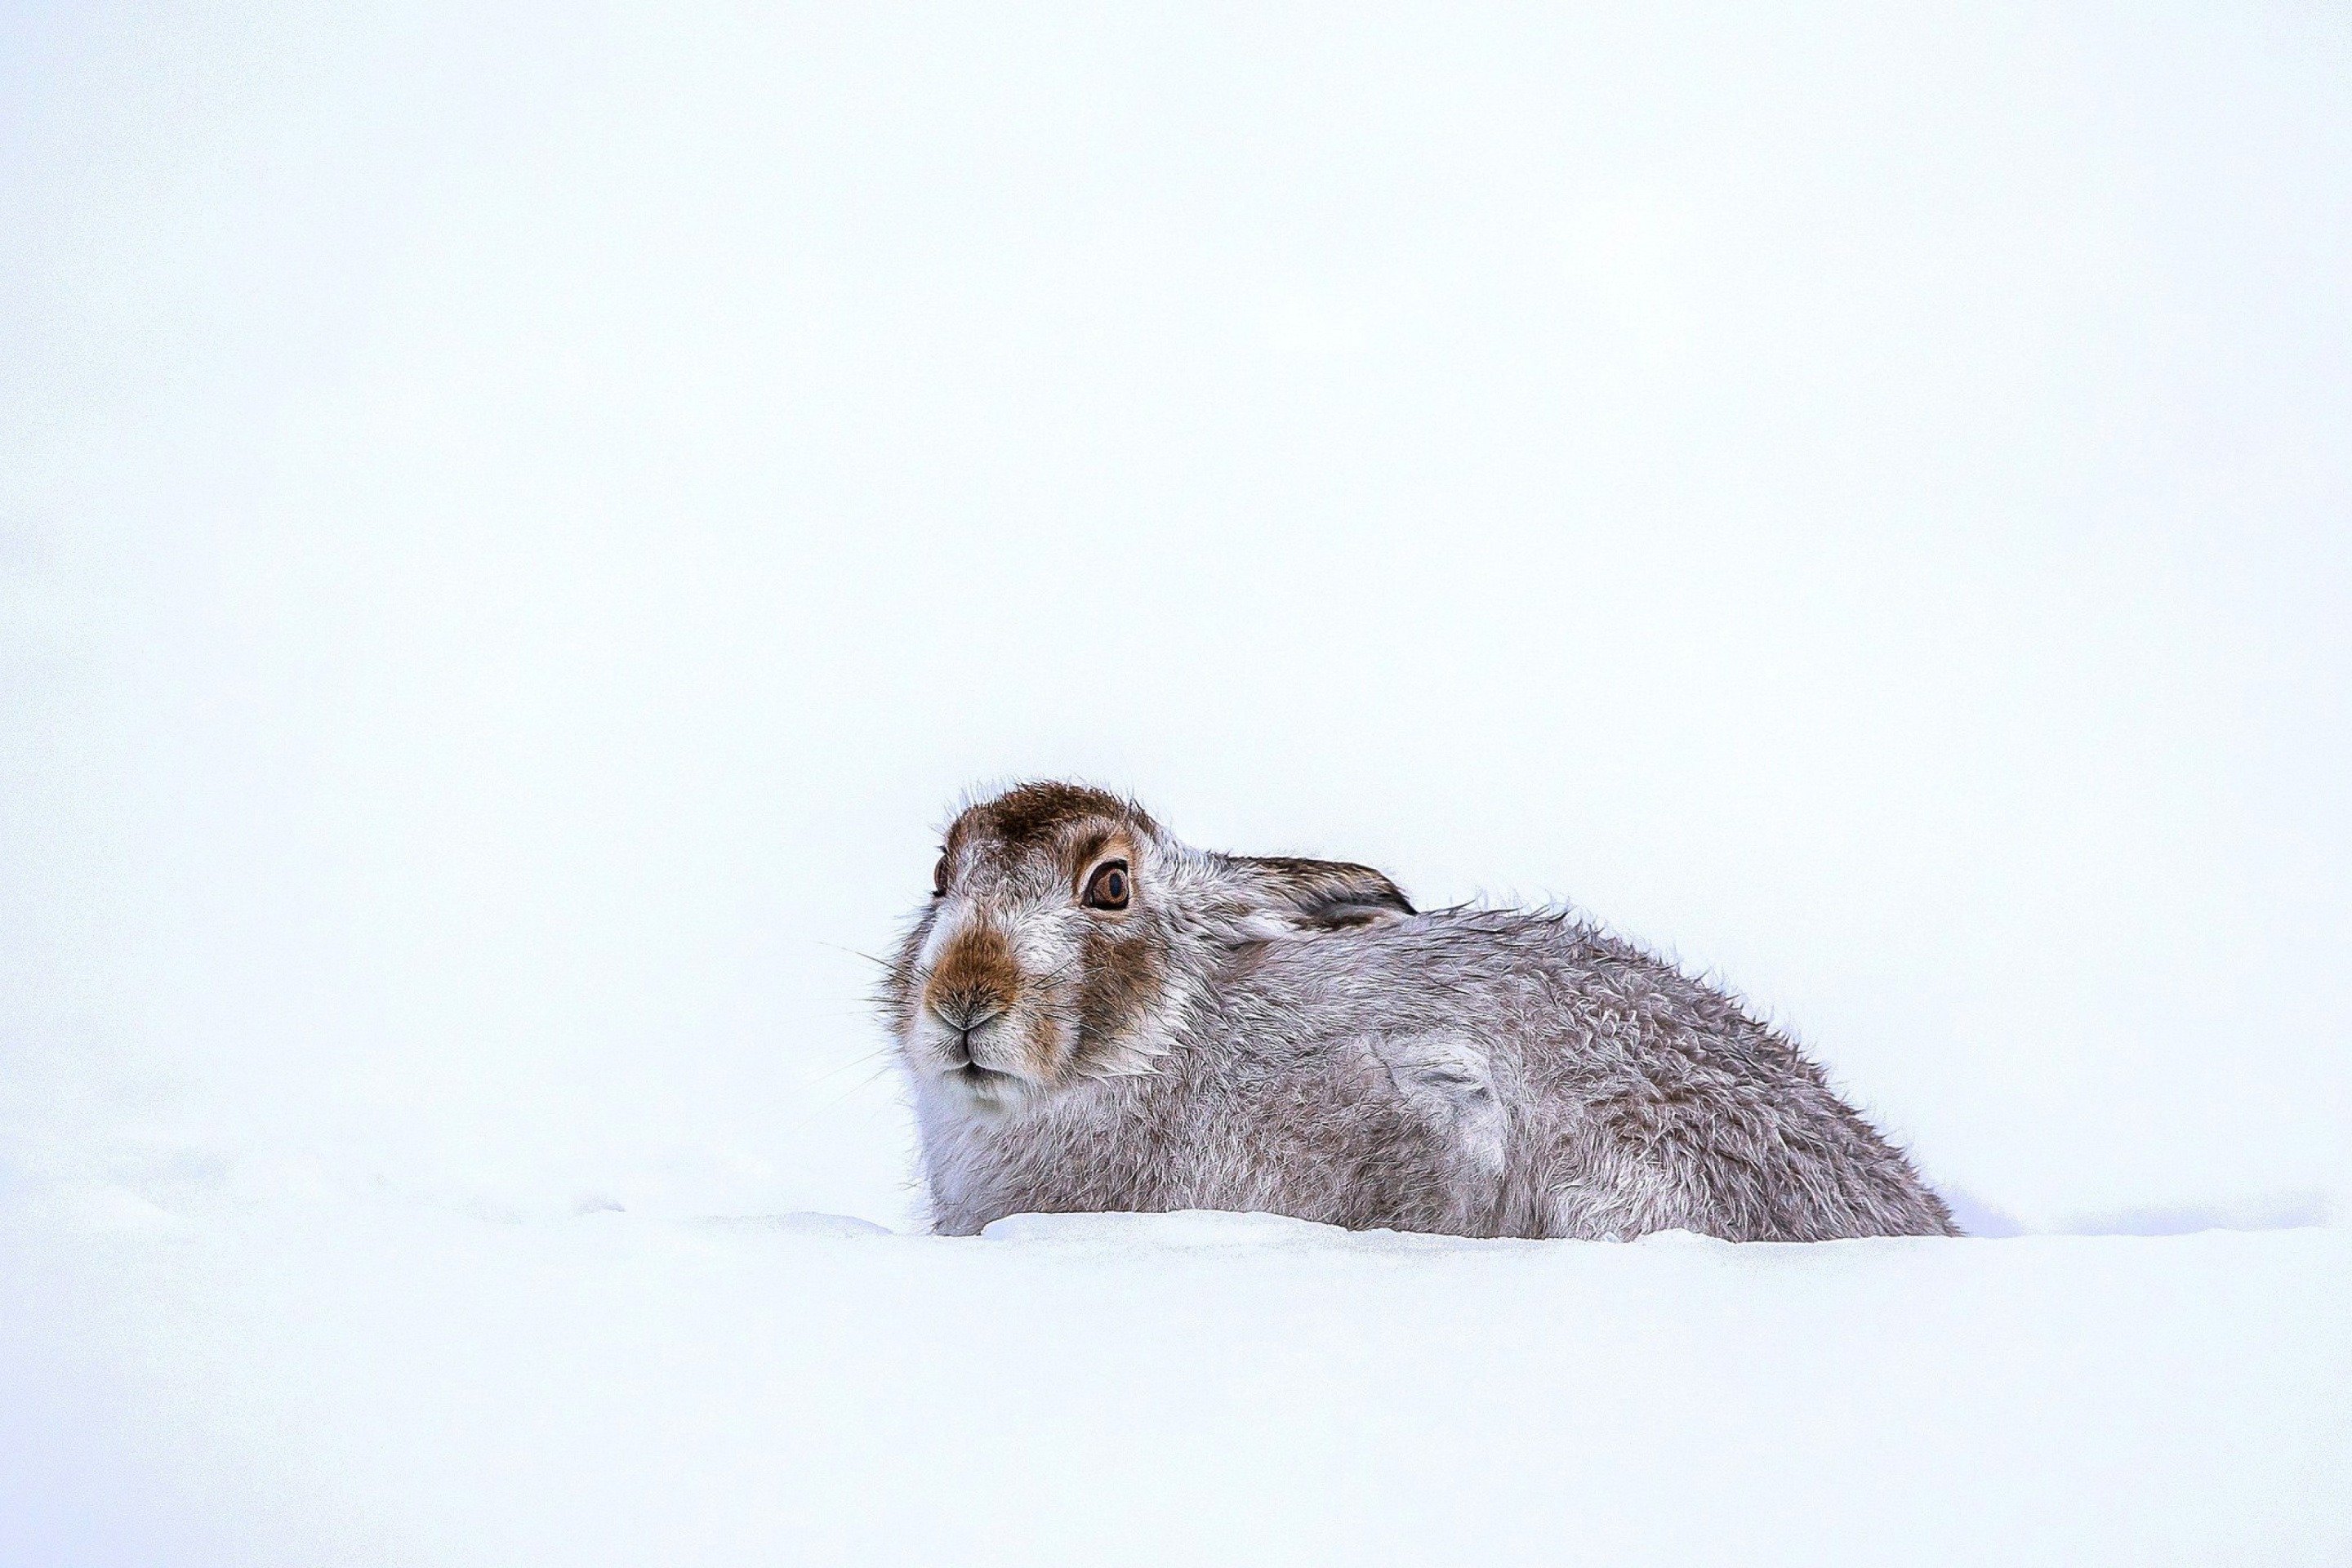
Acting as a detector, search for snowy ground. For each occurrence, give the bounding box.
[7,1196,2346,1567]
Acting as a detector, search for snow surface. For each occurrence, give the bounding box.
[6,1198,2347,1567]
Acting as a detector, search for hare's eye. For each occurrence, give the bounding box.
[931,854,950,898]
[1082,860,1130,911]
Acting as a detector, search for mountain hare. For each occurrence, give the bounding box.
[884,782,1958,1241]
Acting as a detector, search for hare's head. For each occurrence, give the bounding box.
[885,782,1414,1114]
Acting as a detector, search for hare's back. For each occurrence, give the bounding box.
[1256,909,1788,1071]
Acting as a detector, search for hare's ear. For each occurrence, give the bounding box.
[1227,855,1414,937]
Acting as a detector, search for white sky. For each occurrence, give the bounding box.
[4,3,2348,1231]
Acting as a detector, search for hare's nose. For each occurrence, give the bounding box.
[929,994,1007,1035]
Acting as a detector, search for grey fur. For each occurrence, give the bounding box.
[885,783,1959,1241]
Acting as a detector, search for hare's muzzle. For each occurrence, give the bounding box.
[923,922,1022,1058]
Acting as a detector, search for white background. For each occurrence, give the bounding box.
[7,2,2349,1235]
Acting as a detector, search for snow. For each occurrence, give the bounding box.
[7,5,2352,1563]
[7,1199,2347,1567]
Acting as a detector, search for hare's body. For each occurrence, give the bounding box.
[915,908,1953,1239]
[890,783,1958,1241]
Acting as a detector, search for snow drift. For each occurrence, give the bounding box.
[7,1199,2346,1567]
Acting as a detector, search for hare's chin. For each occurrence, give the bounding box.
[937,1062,1038,1111]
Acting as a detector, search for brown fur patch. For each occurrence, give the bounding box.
[1076,924,1165,1048]
[927,921,1022,1024]
[950,782,1152,856]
